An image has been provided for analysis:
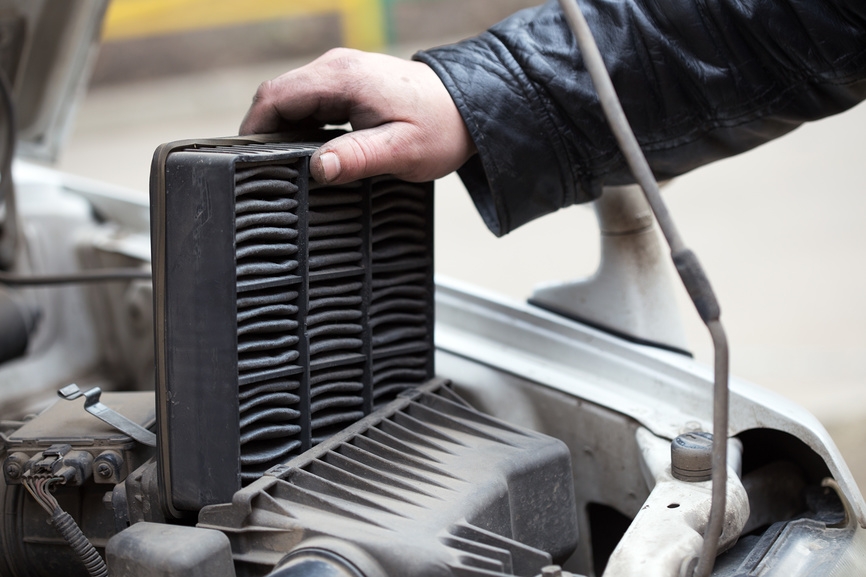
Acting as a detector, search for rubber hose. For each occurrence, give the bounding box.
[50,509,109,577]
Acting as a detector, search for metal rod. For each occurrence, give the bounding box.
[697,319,730,576]
[556,1,730,575]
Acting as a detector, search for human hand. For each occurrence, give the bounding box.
[239,48,476,185]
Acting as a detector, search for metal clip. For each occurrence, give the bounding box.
[58,384,156,447]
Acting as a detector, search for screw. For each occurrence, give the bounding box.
[96,463,113,479]
[5,462,21,479]
[671,431,714,482]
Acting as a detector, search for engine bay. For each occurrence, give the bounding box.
[1,2,866,576]
[1,153,864,576]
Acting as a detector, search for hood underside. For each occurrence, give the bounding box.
[0,0,107,163]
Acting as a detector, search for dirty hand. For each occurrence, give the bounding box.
[239,48,476,185]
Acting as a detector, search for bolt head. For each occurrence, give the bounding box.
[671,431,714,482]
[96,463,113,478]
[5,462,21,479]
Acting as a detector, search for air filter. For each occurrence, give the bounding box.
[150,136,434,515]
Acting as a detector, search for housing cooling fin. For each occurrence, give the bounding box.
[150,136,434,515]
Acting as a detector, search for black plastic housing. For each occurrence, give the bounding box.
[150,137,434,514]
[198,379,579,577]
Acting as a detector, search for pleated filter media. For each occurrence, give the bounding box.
[150,138,434,513]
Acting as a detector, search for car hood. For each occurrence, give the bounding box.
[1,0,107,163]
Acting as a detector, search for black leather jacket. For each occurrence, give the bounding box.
[415,0,866,236]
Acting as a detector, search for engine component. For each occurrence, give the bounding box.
[19,475,108,577]
[712,479,856,577]
[150,137,435,515]
[18,444,93,486]
[107,522,235,577]
[47,507,107,577]
[0,391,155,577]
[2,391,155,487]
[671,431,714,483]
[602,428,749,576]
[192,379,578,577]
[58,384,156,447]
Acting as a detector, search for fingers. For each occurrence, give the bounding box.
[240,48,478,184]
[309,124,416,184]
[239,49,361,135]
[309,116,473,185]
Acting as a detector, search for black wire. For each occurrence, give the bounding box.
[51,507,109,577]
[0,268,152,286]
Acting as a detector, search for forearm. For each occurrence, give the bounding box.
[416,0,866,236]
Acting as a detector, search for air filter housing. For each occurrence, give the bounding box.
[150,137,434,514]
[197,379,579,577]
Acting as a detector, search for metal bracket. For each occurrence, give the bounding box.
[58,384,157,447]
[529,185,690,355]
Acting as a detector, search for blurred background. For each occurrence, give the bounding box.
[53,0,866,489]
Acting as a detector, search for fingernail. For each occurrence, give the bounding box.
[319,151,341,182]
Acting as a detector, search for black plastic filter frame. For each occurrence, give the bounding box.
[150,136,434,516]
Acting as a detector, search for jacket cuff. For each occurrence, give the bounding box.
[415,30,581,237]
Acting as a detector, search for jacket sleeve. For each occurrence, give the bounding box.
[414,0,866,236]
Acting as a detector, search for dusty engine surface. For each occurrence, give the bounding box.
[0,391,156,577]
[114,380,579,577]
[0,379,579,577]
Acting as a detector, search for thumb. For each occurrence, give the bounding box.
[309,124,418,185]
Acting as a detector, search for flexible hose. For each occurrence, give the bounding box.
[50,508,109,577]
[556,1,730,575]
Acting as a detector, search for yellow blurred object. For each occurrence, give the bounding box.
[102,0,386,51]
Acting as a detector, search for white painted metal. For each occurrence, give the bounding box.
[531,185,689,352]
[435,277,866,528]
[602,428,749,576]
